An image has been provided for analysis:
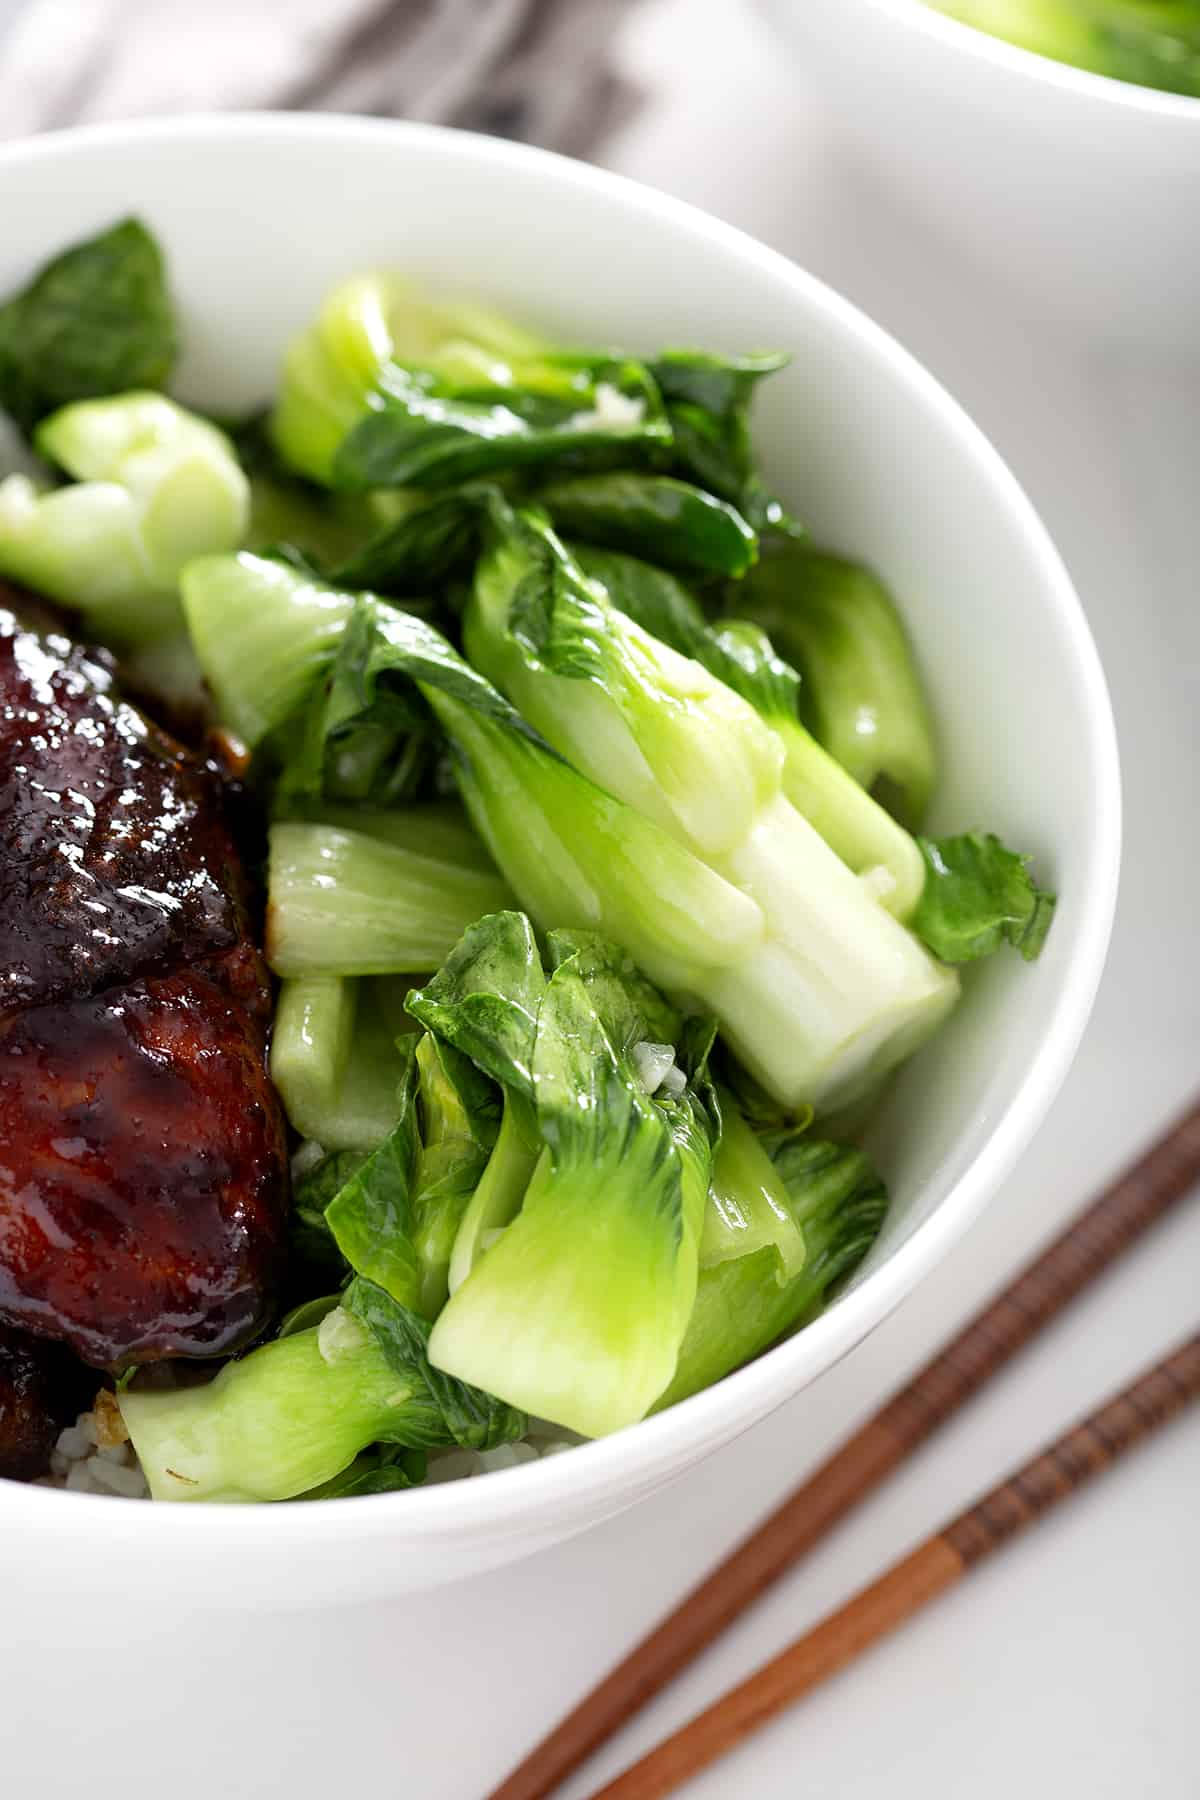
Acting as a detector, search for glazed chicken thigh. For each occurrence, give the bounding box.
[0,604,288,1375]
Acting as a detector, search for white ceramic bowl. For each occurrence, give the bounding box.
[0,115,1119,1610]
[756,0,1200,353]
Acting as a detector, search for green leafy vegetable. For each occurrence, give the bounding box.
[536,471,758,578]
[658,1133,888,1409]
[0,218,176,433]
[576,545,927,915]
[406,910,546,1098]
[725,541,937,829]
[270,976,417,1151]
[649,348,793,530]
[296,1446,427,1500]
[120,1278,523,1502]
[466,502,781,857]
[462,505,958,1110]
[927,1,1200,96]
[428,932,717,1436]
[277,1293,343,1338]
[284,1002,501,1318]
[0,393,247,646]
[406,1034,496,1316]
[325,1091,422,1308]
[345,1278,524,1452]
[290,1153,365,1270]
[266,819,514,978]
[276,799,496,872]
[446,1096,541,1295]
[270,271,670,489]
[332,487,488,595]
[333,366,667,492]
[911,832,1058,963]
[701,1090,806,1277]
[405,911,546,1294]
[181,551,357,748]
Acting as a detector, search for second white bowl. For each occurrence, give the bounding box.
[757,0,1200,354]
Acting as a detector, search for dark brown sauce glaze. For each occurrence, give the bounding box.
[0,944,287,1365]
[0,602,290,1373]
[0,609,247,1010]
[0,1325,91,1480]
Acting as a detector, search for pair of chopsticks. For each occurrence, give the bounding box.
[493,1098,1200,1800]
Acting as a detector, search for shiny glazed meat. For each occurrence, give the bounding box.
[0,606,288,1368]
[0,615,247,1010]
[0,945,287,1365]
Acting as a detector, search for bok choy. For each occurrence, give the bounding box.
[0,223,1059,1502]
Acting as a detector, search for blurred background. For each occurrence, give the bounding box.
[1,2,1196,1796]
[0,0,641,152]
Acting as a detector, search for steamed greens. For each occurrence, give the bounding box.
[0,220,1058,1502]
[0,393,248,646]
[0,218,176,433]
[270,271,671,489]
[122,1276,525,1503]
[925,1,1200,96]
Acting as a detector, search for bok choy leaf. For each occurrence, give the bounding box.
[658,1132,888,1409]
[0,218,176,434]
[428,930,718,1436]
[270,271,670,490]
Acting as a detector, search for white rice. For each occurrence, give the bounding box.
[424,1424,582,1484]
[37,1397,151,1499]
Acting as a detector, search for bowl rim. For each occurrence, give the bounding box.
[0,111,1121,1550]
[859,0,1200,119]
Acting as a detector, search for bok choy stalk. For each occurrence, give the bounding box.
[181,551,356,748]
[573,544,927,916]
[405,909,545,1294]
[426,924,719,1436]
[700,1092,806,1279]
[463,501,959,1109]
[270,975,417,1151]
[0,393,247,646]
[282,1017,498,1319]
[182,552,771,1034]
[405,1034,497,1316]
[269,271,670,489]
[657,1132,888,1409]
[321,1032,496,1316]
[120,1277,525,1503]
[284,913,539,1322]
[266,815,514,977]
[574,543,1056,958]
[720,540,938,830]
[182,551,443,804]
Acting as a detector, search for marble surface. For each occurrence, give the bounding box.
[2,4,1198,1796]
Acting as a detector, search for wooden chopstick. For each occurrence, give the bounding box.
[585,1333,1200,1800]
[491,1098,1200,1800]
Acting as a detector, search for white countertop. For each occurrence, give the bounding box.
[4,4,1199,1796]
